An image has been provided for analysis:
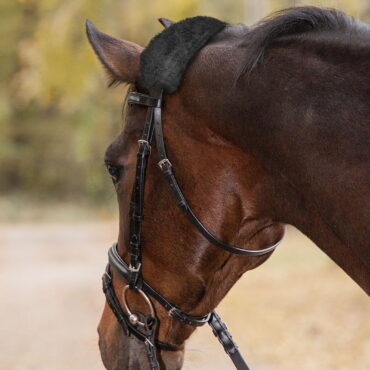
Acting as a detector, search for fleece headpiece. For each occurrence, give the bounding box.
[140,16,226,94]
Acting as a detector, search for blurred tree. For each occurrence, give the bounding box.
[0,0,368,207]
[0,0,200,203]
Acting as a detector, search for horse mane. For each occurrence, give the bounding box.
[239,6,366,75]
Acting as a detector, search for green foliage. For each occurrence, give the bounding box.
[0,0,368,206]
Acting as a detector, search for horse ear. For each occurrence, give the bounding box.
[86,20,143,84]
[158,18,175,28]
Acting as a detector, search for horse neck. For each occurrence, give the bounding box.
[272,174,370,294]
[199,41,370,293]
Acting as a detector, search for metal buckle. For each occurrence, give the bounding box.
[168,307,177,317]
[169,307,212,326]
[104,264,112,277]
[168,307,186,323]
[102,270,112,281]
[138,139,151,153]
[128,94,141,103]
[128,263,141,273]
[158,158,172,170]
[145,338,154,348]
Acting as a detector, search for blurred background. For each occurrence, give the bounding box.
[0,0,369,369]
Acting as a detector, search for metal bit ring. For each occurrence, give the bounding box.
[122,285,155,327]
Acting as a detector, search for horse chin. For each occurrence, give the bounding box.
[98,324,184,370]
[98,322,128,370]
[159,349,184,370]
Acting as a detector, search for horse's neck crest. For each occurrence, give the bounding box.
[140,16,226,94]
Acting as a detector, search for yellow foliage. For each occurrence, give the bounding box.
[0,0,368,202]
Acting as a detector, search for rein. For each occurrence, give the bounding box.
[102,88,283,370]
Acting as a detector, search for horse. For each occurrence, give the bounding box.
[86,6,370,370]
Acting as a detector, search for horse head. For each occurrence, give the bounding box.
[87,17,285,370]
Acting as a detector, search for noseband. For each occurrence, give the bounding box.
[102,88,282,370]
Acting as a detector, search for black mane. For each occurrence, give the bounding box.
[240,6,366,75]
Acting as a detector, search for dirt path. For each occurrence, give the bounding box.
[0,223,368,370]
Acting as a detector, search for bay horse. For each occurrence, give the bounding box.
[86,6,369,370]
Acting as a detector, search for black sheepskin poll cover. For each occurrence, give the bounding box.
[141,16,226,94]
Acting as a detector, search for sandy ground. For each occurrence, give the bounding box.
[0,222,368,370]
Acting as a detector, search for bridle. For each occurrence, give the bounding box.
[102,88,283,370]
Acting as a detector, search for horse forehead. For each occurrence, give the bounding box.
[105,25,247,162]
[105,113,144,161]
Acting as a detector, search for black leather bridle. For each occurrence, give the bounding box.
[102,88,283,370]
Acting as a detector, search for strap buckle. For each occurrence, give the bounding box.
[169,307,211,327]
[158,158,172,170]
[145,338,154,348]
[129,262,141,273]
[138,139,151,154]
[128,262,142,290]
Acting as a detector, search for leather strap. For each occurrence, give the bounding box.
[102,266,182,352]
[105,248,250,369]
[151,90,282,256]
[105,89,283,370]
[144,317,160,370]
[128,104,157,289]
[109,243,211,327]
[209,311,250,370]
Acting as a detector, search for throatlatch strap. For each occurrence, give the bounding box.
[152,89,281,256]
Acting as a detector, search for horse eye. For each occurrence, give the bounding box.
[106,164,122,183]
